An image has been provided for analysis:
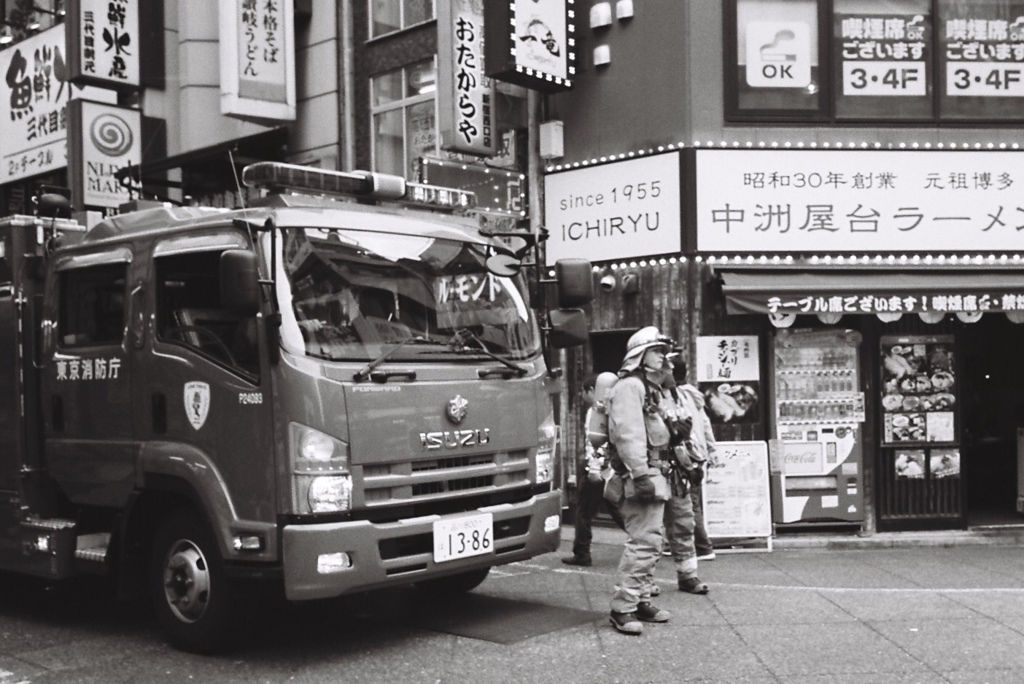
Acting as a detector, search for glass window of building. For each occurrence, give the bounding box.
[371,60,437,179]
[727,0,827,120]
[833,0,933,120]
[370,0,435,38]
[937,0,1024,121]
[727,0,1024,123]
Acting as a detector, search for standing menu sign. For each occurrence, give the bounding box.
[704,441,772,541]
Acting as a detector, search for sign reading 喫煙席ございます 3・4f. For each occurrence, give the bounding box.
[696,148,1024,254]
[543,152,682,266]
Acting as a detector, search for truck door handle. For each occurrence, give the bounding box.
[369,369,417,383]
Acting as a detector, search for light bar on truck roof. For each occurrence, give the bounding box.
[241,162,476,210]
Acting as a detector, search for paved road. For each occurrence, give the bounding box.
[0,527,1022,682]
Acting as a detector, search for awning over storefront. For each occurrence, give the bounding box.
[718,268,1024,316]
[115,126,289,194]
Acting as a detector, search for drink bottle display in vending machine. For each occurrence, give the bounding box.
[771,328,866,525]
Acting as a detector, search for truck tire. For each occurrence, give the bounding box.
[415,567,490,594]
[150,508,237,653]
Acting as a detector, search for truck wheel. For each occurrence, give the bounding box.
[415,567,490,594]
[150,508,237,653]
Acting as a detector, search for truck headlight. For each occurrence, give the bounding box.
[290,423,351,514]
[308,476,353,513]
[536,406,557,484]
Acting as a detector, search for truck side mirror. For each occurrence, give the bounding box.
[548,308,589,348]
[554,259,593,308]
[220,250,262,315]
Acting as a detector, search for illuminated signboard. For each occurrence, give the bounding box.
[485,0,575,92]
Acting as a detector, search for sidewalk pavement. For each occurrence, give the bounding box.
[536,523,1024,683]
[580,521,1024,552]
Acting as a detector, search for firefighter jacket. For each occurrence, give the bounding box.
[607,372,679,478]
[677,383,718,465]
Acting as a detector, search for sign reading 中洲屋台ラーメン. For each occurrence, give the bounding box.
[543,152,681,266]
[697,149,1024,253]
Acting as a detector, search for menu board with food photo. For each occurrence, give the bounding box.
[881,335,956,444]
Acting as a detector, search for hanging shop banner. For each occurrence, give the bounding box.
[719,269,1024,316]
[703,441,773,540]
[543,152,681,265]
[697,149,1024,253]
[219,0,296,122]
[67,100,141,210]
[484,0,574,92]
[67,0,141,90]
[419,157,524,217]
[836,13,929,97]
[437,0,495,156]
[696,335,762,426]
[944,9,1024,98]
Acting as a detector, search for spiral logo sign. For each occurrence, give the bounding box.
[89,113,134,158]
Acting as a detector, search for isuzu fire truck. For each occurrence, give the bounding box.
[0,162,592,652]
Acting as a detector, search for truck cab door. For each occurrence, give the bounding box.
[42,249,136,507]
[143,239,275,523]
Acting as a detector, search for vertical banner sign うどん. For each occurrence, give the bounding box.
[543,152,681,266]
[219,0,296,122]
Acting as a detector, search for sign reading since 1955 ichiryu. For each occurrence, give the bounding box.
[543,152,681,266]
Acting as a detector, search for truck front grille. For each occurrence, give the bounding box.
[358,450,533,521]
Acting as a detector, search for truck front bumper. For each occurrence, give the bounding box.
[281,490,561,600]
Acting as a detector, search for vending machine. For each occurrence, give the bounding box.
[771,329,866,524]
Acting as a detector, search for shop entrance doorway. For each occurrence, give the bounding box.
[960,315,1024,527]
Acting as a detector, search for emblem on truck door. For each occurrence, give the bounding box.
[446,395,468,424]
[184,381,210,430]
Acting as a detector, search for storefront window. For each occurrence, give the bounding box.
[370,60,437,179]
[728,0,826,119]
[880,336,957,445]
[938,0,1024,121]
[727,0,1024,122]
[370,0,435,38]
[833,0,933,120]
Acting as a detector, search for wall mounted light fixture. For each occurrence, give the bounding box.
[589,2,612,28]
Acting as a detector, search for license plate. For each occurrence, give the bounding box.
[433,513,494,563]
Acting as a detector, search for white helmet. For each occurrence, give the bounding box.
[621,326,671,372]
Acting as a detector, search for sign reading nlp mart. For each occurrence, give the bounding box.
[543,152,682,266]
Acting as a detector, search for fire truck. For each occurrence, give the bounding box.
[0,162,592,652]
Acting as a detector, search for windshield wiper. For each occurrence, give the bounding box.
[448,329,528,377]
[353,335,437,382]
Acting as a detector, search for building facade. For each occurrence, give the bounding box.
[3,0,1020,538]
[549,0,1024,536]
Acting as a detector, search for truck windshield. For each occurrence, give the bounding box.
[274,227,540,361]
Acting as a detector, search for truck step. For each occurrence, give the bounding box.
[74,532,111,563]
